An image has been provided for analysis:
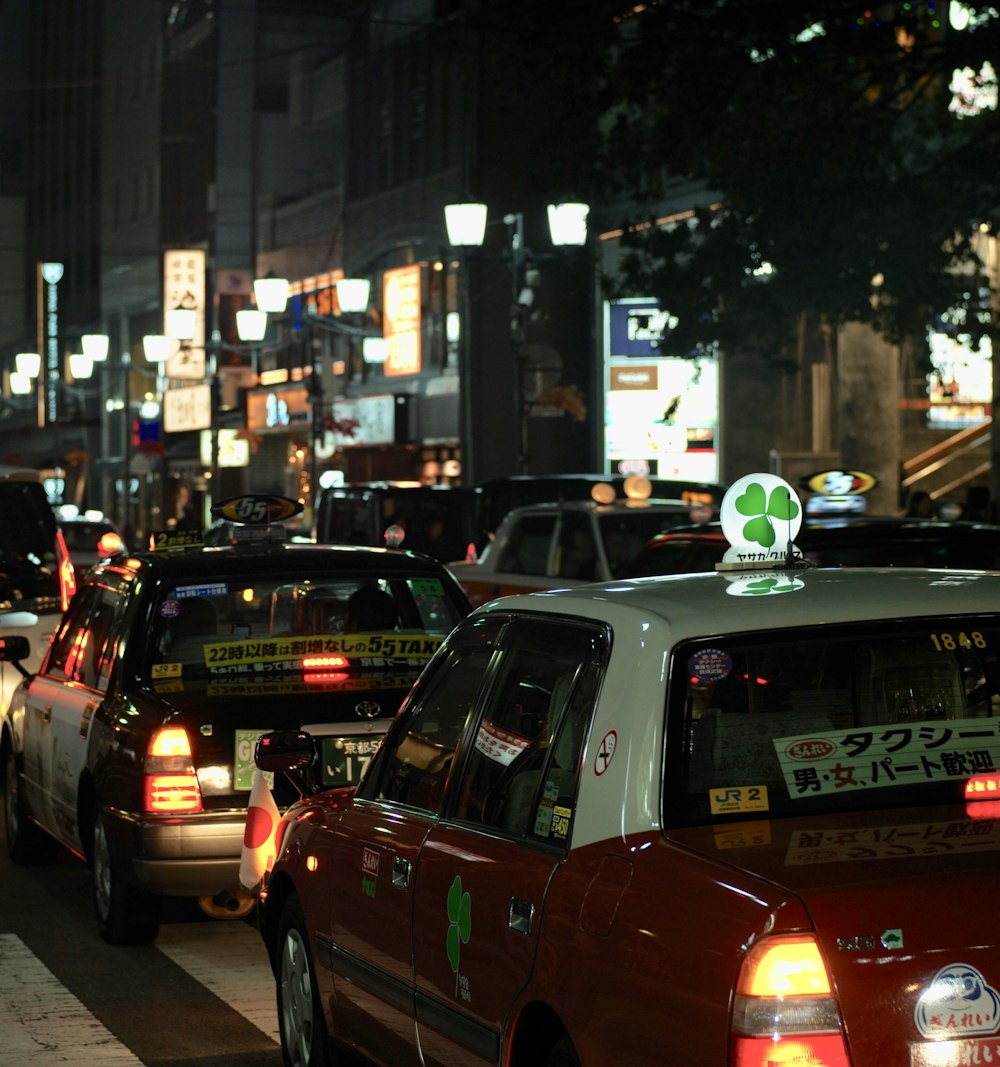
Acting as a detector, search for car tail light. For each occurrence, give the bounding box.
[144,726,203,813]
[97,531,124,557]
[55,527,77,611]
[731,934,851,1067]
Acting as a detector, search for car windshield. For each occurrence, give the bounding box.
[665,616,1000,827]
[147,573,463,683]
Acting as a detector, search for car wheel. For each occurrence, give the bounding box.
[547,1034,581,1067]
[92,809,161,945]
[3,746,58,864]
[277,893,334,1067]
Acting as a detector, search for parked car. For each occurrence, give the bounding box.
[449,495,715,608]
[57,512,127,576]
[626,514,1000,576]
[0,468,75,715]
[254,542,1000,1066]
[0,495,472,944]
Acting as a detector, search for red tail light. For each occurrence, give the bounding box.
[731,934,851,1067]
[144,726,202,813]
[55,528,77,611]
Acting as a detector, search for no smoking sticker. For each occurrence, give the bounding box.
[594,730,617,776]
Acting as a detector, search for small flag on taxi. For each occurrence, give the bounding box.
[239,769,281,893]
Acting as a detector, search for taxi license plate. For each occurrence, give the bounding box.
[320,736,382,787]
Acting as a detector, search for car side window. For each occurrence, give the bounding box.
[362,624,500,812]
[80,576,132,690]
[555,512,598,580]
[450,620,606,843]
[44,586,104,681]
[495,515,556,575]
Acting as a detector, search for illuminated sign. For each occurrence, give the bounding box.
[199,428,250,468]
[163,383,212,432]
[38,261,64,426]
[604,299,718,483]
[246,387,311,432]
[164,249,207,379]
[383,265,421,377]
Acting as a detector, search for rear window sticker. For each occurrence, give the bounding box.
[175,582,228,599]
[159,599,181,618]
[152,662,182,679]
[474,720,531,766]
[409,578,445,597]
[774,719,1000,798]
[709,784,770,816]
[688,648,733,683]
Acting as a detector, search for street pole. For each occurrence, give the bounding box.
[505,212,529,475]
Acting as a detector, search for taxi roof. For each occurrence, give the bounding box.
[476,567,1000,641]
[110,542,453,580]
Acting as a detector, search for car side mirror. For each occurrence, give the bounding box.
[255,730,315,773]
[0,635,31,677]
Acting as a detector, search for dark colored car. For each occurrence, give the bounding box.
[0,528,471,944]
[625,515,1000,576]
[0,470,76,715]
[58,515,127,576]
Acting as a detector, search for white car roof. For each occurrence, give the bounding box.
[474,567,1000,642]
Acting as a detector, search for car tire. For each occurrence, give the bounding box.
[276,892,334,1067]
[3,746,59,864]
[92,809,161,945]
[547,1034,581,1067]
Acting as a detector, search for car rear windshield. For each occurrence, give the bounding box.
[147,573,464,682]
[0,482,59,607]
[665,616,1000,826]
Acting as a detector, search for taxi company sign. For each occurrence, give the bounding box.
[163,383,212,432]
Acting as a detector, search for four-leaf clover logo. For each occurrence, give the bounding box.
[446,875,471,976]
[734,480,800,549]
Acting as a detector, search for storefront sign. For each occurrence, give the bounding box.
[383,265,421,377]
[199,428,250,468]
[164,249,207,380]
[163,383,212,432]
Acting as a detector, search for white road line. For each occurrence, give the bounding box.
[155,921,279,1042]
[0,933,143,1065]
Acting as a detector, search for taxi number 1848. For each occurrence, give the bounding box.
[929,631,986,652]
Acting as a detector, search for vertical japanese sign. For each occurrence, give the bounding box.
[37,261,64,427]
[164,249,206,379]
[383,265,421,377]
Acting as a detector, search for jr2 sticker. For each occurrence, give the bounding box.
[709,785,770,816]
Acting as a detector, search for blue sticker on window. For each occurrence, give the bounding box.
[175,583,228,599]
[688,648,732,682]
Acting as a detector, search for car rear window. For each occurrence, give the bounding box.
[665,616,1000,826]
[148,573,464,683]
[0,481,60,607]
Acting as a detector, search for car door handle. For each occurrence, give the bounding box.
[392,855,411,889]
[42,704,52,725]
[509,897,535,935]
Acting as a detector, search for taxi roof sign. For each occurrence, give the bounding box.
[717,473,804,572]
[211,494,303,525]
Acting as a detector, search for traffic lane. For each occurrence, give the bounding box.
[0,826,281,1067]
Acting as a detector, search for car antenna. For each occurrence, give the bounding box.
[783,487,795,569]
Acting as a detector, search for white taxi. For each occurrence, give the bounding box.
[254,474,1000,1067]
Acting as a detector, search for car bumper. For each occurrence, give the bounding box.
[104,805,246,896]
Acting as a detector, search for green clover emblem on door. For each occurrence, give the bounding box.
[446,875,471,974]
[734,480,800,549]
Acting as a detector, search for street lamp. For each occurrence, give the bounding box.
[443,199,590,474]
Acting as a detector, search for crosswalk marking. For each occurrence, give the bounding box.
[155,921,279,1042]
[0,933,143,1065]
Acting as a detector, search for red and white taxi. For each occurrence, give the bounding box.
[254,473,1000,1067]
